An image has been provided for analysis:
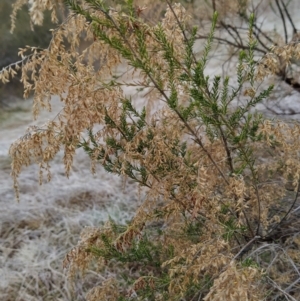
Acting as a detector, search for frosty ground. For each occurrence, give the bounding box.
[0,94,142,300]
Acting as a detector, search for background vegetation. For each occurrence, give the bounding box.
[0,0,57,104]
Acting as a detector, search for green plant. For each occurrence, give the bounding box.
[2,0,300,300]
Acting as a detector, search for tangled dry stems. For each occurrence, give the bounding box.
[2,0,300,300]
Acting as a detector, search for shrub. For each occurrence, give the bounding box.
[2,0,300,300]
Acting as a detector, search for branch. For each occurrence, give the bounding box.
[165,0,197,65]
[220,22,244,49]
[195,34,266,54]
[266,179,300,239]
[231,235,261,261]
[267,277,298,301]
[280,0,297,35]
[275,0,288,44]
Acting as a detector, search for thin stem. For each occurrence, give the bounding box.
[211,0,216,11]
[254,184,262,236]
[219,127,234,172]
[231,235,261,261]
[266,179,300,238]
[253,22,277,46]
[220,22,244,49]
[175,108,230,186]
[195,34,266,54]
[252,29,271,52]
[165,0,197,65]
[275,0,288,44]
[267,277,298,301]
[280,0,297,35]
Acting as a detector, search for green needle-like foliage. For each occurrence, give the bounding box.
[4,1,300,300]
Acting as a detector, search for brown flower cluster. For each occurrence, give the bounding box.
[2,1,300,300]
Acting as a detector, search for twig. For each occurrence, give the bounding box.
[275,0,288,44]
[231,235,261,261]
[220,22,244,48]
[211,0,216,11]
[280,0,297,35]
[267,276,298,301]
[292,205,300,213]
[267,179,300,238]
[253,22,277,46]
[255,184,262,236]
[0,54,33,73]
[195,34,266,54]
[165,0,198,65]
[175,109,230,186]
